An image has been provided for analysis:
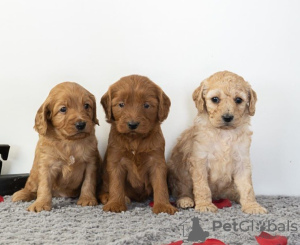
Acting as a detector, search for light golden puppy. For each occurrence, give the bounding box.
[168,71,267,214]
[12,82,101,212]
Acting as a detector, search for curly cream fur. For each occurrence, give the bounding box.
[168,71,267,214]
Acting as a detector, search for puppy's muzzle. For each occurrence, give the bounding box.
[222,114,234,123]
[75,121,86,131]
[127,121,140,130]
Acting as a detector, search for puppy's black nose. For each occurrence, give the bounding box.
[75,121,86,130]
[128,121,140,130]
[222,114,234,123]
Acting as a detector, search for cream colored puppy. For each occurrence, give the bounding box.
[168,71,267,214]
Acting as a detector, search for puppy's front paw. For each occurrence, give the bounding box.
[103,201,127,213]
[99,193,131,206]
[195,203,218,213]
[77,196,98,206]
[27,201,52,212]
[12,190,26,202]
[177,197,194,209]
[242,202,268,214]
[153,203,178,215]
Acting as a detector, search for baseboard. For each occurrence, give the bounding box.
[0,174,29,196]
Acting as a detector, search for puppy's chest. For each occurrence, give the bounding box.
[207,131,244,179]
[56,141,91,162]
[210,134,235,162]
[125,152,145,175]
[62,154,84,169]
[123,151,150,189]
[53,145,89,176]
[56,154,84,178]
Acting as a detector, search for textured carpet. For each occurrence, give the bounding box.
[0,196,299,245]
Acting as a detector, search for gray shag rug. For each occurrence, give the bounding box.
[0,196,299,245]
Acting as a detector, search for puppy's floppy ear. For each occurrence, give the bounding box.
[192,81,206,113]
[158,88,171,122]
[247,84,257,116]
[89,94,99,125]
[101,90,113,123]
[34,98,51,135]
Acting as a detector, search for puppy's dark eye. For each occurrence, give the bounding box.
[144,103,150,109]
[84,103,90,109]
[119,102,125,108]
[235,97,243,104]
[211,97,220,103]
[60,107,67,113]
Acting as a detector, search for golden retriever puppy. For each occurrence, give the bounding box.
[99,75,177,215]
[168,71,267,214]
[12,82,101,212]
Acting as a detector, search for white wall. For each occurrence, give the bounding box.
[1,0,299,195]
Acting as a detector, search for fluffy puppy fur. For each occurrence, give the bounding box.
[168,71,267,214]
[12,82,101,212]
[99,75,177,215]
